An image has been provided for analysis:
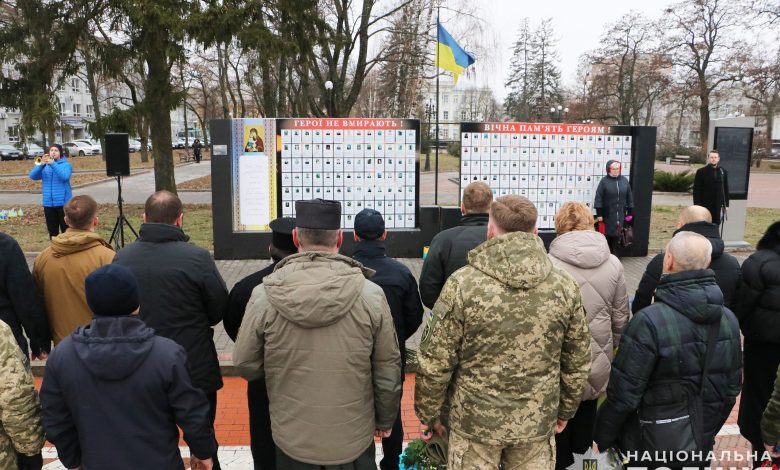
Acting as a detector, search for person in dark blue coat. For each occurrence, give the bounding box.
[224,217,297,470]
[28,144,72,238]
[40,264,216,470]
[594,159,633,255]
[350,208,424,470]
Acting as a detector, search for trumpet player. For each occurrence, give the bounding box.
[29,144,72,238]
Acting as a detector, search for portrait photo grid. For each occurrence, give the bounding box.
[460,131,633,230]
[280,127,418,229]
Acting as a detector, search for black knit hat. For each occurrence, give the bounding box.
[49,143,65,157]
[269,217,296,253]
[85,265,140,317]
[295,199,341,230]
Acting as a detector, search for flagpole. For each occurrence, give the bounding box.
[435,7,440,206]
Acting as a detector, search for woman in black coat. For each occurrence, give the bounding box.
[737,221,780,468]
[594,159,633,254]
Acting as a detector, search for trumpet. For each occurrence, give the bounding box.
[35,156,42,165]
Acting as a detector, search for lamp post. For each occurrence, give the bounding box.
[550,105,569,123]
[324,80,334,117]
[424,101,436,172]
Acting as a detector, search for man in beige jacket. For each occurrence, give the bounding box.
[234,199,401,469]
[33,195,114,346]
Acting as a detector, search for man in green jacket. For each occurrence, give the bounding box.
[762,363,780,464]
[415,195,591,470]
[233,199,401,469]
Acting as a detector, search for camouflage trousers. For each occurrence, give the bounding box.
[0,437,19,470]
[448,431,556,470]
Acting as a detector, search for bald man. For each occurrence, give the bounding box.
[632,205,741,313]
[596,231,742,469]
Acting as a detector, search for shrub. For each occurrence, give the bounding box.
[656,143,706,164]
[446,142,460,159]
[653,170,694,192]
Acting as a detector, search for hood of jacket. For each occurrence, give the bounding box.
[655,269,723,324]
[548,230,610,269]
[674,221,725,259]
[605,159,621,178]
[138,223,190,243]
[71,316,156,381]
[50,229,113,257]
[263,252,374,328]
[468,231,552,289]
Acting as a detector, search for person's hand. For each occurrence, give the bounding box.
[597,217,603,222]
[32,351,48,360]
[624,215,633,227]
[375,428,392,438]
[765,443,780,459]
[16,452,43,470]
[555,419,568,434]
[190,456,213,470]
[421,420,445,441]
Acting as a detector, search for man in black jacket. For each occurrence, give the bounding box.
[113,190,228,469]
[632,205,741,313]
[40,264,216,470]
[0,232,49,359]
[419,181,492,308]
[693,149,729,226]
[596,232,742,469]
[350,208,424,470]
[224,217,296,470]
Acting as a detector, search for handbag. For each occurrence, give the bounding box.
[619,225,634,247]
[633,320,720,465]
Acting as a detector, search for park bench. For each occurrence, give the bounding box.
[670,155,691,165]
[178,150,195,163]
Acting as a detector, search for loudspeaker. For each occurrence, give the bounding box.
[105,133,130,176]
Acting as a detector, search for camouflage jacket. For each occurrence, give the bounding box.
[763,363,780,446]
[0,321,44,470]
[414,231,591,446]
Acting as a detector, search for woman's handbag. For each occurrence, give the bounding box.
[619,225,634,247]
[632,321,720,466]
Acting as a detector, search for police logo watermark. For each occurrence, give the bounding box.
[567,449,616,470]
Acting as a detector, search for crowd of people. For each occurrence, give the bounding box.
[0,179,777,470]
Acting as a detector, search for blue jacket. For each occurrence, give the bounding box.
[29,159,72,207]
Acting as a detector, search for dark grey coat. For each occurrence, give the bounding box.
[594,172,633,237]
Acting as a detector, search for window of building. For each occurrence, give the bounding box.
[86,105,94,117]
[59,102,66,114]
[443,111,449,120]
[7,125,20,142]
[73,104,81,116]
[71,78,79,92]
[461,111,467,120]
[442,94,449,105]
[58,82,65,92]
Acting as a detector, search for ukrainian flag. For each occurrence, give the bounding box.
[436,21,476,83]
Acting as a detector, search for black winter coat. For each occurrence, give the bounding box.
[351,240,424,371]
[693,165,729,225]
[224,262,276,341]
[0,232,49,356]
[595,270,742,453]
[594,174,633,237]
[113,223,228,393]
[419,213,488,308]
[735,228,780,448]
[632,221,741,313]
[40,316,216,469]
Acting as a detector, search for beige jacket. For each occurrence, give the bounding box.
[233,252,401,465]
[33,229,114,345]
[548,230,629,401]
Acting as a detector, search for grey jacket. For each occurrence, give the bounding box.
[233,252,401,465]
[549,230,630,400]
[594,170,633,237]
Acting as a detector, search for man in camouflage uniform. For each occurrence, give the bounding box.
[0,321,45,470]
[415,195,591,469]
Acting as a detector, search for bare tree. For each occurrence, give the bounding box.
[744,46,780,165]
[664,0,749,151]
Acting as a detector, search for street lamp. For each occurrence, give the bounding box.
[424,101,436,172]
[324,80,334,117]
[550,105,569,123]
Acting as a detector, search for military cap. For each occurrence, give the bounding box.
[269,217,296,252]
[295,199,341,230]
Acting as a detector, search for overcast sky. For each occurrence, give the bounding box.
[448,0,668,101]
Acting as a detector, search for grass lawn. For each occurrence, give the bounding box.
[0,204,214,252]
[2,202,774,254]
[0,150,210,176]
[178,175,211,191]
[0,173,116,191]
[649,205,779,249]
[420,151,459,172]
